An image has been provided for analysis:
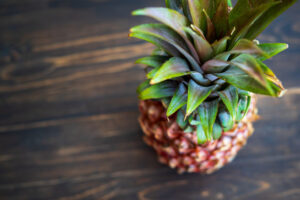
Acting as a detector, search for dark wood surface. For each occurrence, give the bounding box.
[0,0,299,199]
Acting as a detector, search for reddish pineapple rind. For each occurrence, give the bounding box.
[139,97,257,174]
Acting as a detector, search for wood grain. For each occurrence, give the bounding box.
[0,0,299,199]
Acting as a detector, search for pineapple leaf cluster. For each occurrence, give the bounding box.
[130,0,295,143]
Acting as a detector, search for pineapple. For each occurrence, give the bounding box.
[130,0,296,173]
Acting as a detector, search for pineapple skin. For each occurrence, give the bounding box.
[138,97,257,174]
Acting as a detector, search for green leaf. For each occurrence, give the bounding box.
[129,32,180,56]
[212,36,229,56]
[202,0,217,19]
[184,27,213,62]
[191,72,211,86]
[212,0,229,39]
[131,24,201,72]
[139,81,176,100]
[137,80,150,94]
[257,43,288,61]
[231,55,285,96]
[130,23,189,51]
[165,0,183,13]
[203,9,216,42]
[245,0,297,40]
[152,48,168,56]
[191,24,206,38]
[231,39,268,57]
[189,114,201,125]
[227,0,232,7]
[230,0,275,30]
[244,95,252,117]
[221,54,284,97]
[132,7,200,62]
[184,125,194,133]
[167,83,188,116]
[147,68,159,79]
[218,86,239,121]
[161,98,171,108]
[177,109,188,129]
[135,56,169,68]
[131,24,202,72]
[198,99,219,140]
[187,0,202,28]
[189,112,209,126]
[236,95,251,121]
[215,65,275,96]
[230,54,267,87]
[197,124,207,144]
[215,39,269,61]
[186,80,215,117]
[229,0,278,48]
[218,105,234,131]
[257,60,285,96]
[132,7,189,37]
[181,0,193,23]
[188,0,213,30]
[202,59,229,73]
[212,122,222,140]
[151,57,191,84]
[269,80,286,97]
[256,59,281,85]
[238,89,251,96]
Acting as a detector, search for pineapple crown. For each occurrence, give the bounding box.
[129,0,295,143]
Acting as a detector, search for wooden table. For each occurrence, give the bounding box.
[0,0,299,199]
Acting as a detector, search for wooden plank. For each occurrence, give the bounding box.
[0,0,299,199]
